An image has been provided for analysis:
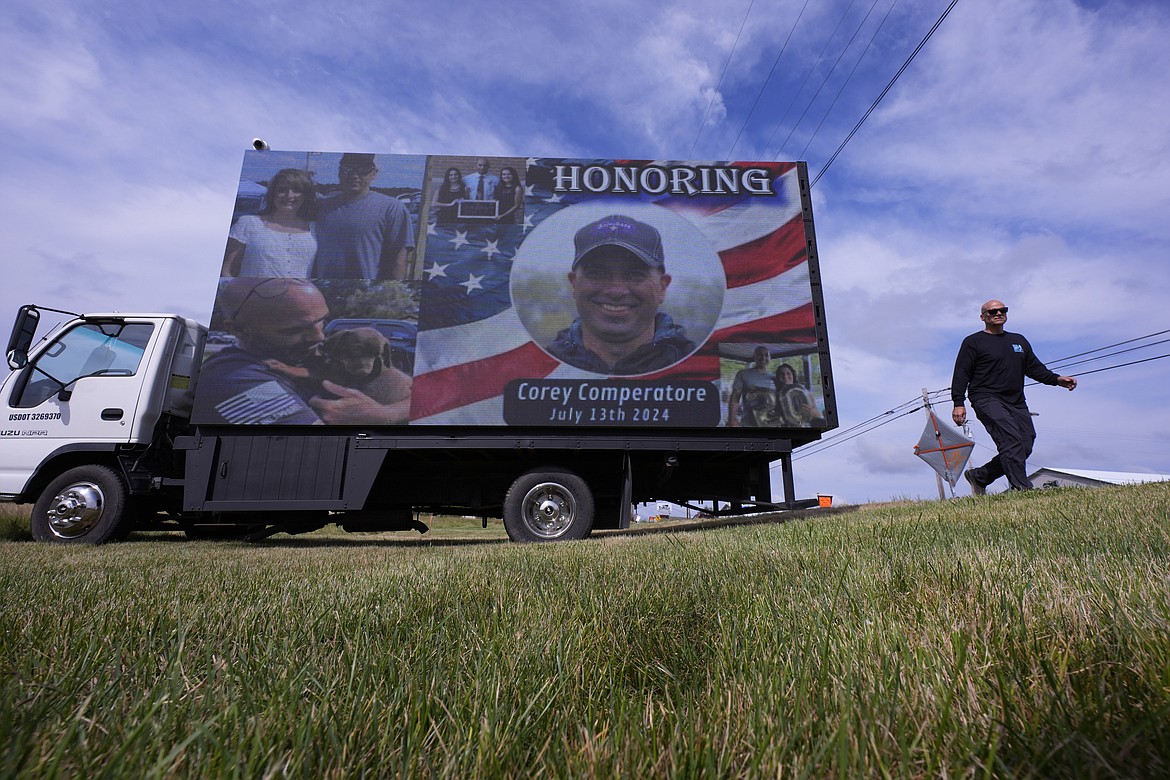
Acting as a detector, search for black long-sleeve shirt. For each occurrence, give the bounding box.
[951,330,1060,407]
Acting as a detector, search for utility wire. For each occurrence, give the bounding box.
[1046,337,1170,373]
[1047,352,1170,379]
[811,0,961,187]
[792,405,923,461]
[793,395,923,451]
[792,393,933,459]
[795,0,899,161]
[774,0,884,160]
[797,350,1167,461]
[689,0,757,159]
[926,326,1170,397]
[796,330,1168,462]
[757,0,858,160]
[725,0,811,160]
[1047,328,1170,369]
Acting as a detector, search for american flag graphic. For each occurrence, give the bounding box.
[409,159,816,425]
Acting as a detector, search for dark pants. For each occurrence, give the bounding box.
[970,395,1036,490]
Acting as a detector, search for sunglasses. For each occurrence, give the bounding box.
[983,307,1008,316]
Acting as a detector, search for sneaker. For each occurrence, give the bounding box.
[964,468,986,496]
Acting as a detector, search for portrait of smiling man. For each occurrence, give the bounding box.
[547,214,697,375]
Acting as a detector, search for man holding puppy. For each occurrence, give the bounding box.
[198,278,412,425]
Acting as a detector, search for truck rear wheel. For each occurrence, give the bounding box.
[31,465,128,544]
[503,468,594,542]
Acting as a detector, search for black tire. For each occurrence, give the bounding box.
[503,468,594,542]
[31,465,128,544]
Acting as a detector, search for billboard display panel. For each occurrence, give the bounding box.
[192,150,834,430]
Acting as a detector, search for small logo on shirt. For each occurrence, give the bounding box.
[1012,344,1024,353]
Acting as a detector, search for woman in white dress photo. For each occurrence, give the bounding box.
[221,168,318,277]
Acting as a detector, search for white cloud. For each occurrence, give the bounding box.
[851,0,1170,233]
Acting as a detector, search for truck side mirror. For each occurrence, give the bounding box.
[6,305,40,370]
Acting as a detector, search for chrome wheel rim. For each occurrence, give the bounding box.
[521,482,576,539]
[46,482,105,539]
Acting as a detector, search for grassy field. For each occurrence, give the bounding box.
[2,483,1168,778]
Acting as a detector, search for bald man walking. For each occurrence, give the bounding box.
[951,299,1077,494]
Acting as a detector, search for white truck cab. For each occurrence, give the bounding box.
[1,306,204,540]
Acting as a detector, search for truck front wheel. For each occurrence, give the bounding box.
[503,468,594,542]
[31,465,128,544]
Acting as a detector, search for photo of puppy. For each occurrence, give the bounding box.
[261,322,415,424]
[307,327,412,406]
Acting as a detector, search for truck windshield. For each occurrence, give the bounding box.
[11,322,155,408]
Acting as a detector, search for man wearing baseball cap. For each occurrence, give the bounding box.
[548,214,696,375]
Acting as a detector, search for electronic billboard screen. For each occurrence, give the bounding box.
[192,150,835,431]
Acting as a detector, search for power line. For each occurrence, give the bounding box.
[756,0,857,160]
[774,0,885,160]
[833,398,921,433]
[795,0,900,162]
[689,0,757,159]
[926,326,1170,397]
[794,385,951,457]
[1046,337,1170,373]
[792,405,923,461]
[791,393,936,459]
[1054,351,1170,378]
[793,395,923,450]
[725,0,812,160]
[811,0,961,187]
[795,331,1169,462]
[795,351,1159,463]
[1047,328,1170,370]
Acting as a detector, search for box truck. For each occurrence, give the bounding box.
[0,151,836,543]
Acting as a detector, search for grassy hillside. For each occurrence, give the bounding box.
[2,483,1168,778]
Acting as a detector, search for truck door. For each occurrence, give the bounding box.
[0,320,158,495]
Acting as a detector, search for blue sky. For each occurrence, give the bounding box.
[3,0,1168,503]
